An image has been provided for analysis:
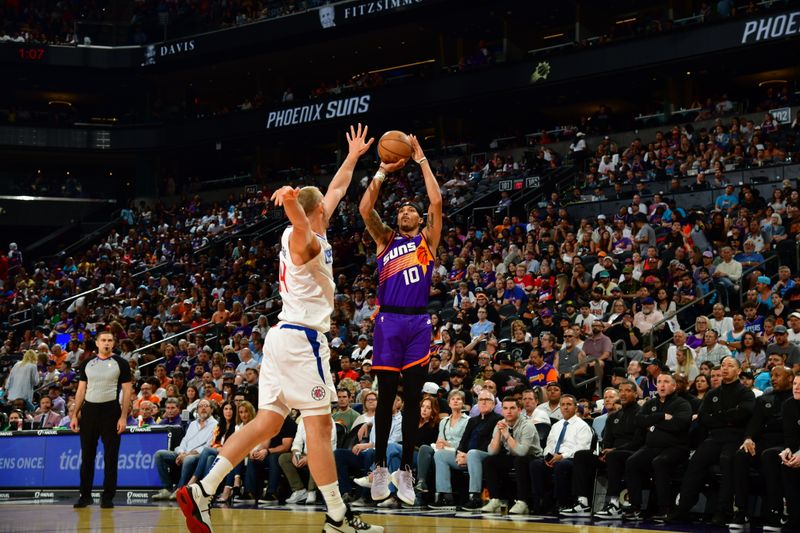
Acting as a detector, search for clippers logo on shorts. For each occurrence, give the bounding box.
[311,386,326,401]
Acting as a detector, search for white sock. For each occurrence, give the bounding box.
[578,496,588,506]
[319,481,346,522]
[200,456,233,495]
[610,496,619,506]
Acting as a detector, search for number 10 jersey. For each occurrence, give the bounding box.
[375,231,434,310]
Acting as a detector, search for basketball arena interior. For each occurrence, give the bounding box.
[1,0,800,532]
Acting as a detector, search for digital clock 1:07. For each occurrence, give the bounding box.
[18,47,46,61]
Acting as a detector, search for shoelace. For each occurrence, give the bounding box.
[402,465,415,487]
[347,512,370,530]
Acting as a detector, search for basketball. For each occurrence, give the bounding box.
[377,130,413,163]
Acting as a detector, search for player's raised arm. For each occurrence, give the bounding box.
[359,159,406,253]
[272,186,320,264]
[409,134,443,251]
[323,123,374,222]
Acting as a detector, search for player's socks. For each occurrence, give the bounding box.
[200,456,233,495]
[319,481,346,522]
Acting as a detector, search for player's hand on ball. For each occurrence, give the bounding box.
[271,186,300,206]
[379,158,408,174]
[409,134,425,162]
[346,123,374,157]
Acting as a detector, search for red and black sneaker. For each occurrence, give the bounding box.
[176,483,213,533]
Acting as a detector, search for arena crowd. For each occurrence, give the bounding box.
[1,108,800,530]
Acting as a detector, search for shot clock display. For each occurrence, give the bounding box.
[17,46,46,61]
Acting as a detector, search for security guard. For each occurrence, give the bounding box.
[669,356,755,525]
[71,330,133,508]
[564,380,643,519]
[624,372,692,521]
[729,365,793,528]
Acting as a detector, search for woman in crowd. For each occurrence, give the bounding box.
[686,316,709,349]
[626,359,648,397]
[603,299,628,326]
[430,313,443,344]
[737,332,766,371]
[474,363,495,388]
[674,347,700,381]
[415,392,464,495]
[186,401,237,494]
[184,384,201,415]
[439,328,456,356]
[761,317,777,346]
[4,349,39,411]
[221,401,256,503]
[509,320,532,362]
[691,373,711,401]
[655,287,677,323]
[163,383,182,407]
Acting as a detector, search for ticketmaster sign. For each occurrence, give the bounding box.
[0,430,169,488]
[265,95,371,129]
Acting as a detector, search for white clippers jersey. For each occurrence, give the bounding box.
[277,227,334,332]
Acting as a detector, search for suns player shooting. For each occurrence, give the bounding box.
[177,124,393,533]
[358,135,442,506]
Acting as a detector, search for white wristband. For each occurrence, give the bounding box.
[374,170,386,183]
[415,157,428,165]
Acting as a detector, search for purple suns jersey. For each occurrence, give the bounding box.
[376,232,434,309]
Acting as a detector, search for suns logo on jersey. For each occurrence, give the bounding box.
[415,242,431,275]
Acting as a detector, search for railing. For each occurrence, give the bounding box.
[738,252,782,309]
[40,208,123,262]
[471,205,508,228]
[570,337,629,390]
[650,252,781,355]
[648,288,719,355]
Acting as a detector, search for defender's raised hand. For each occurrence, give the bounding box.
[346,123,375,157]
[271,186,300,207]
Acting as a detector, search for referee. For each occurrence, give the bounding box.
[70,330,133,508]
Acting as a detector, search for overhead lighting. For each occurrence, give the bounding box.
[48,100,72,106]
[543,33,565,40]
[615,17,636,24]
[758,79,787,87]
[368,59,435,74]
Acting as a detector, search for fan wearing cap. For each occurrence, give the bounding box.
[358,133,443,505]
[633,297,664,336]
[351,334,373,363]
[754,275,775,309]
[491,351,527,400]
[767,325,800,373]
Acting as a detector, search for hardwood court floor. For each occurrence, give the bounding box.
[0,502,705,533]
